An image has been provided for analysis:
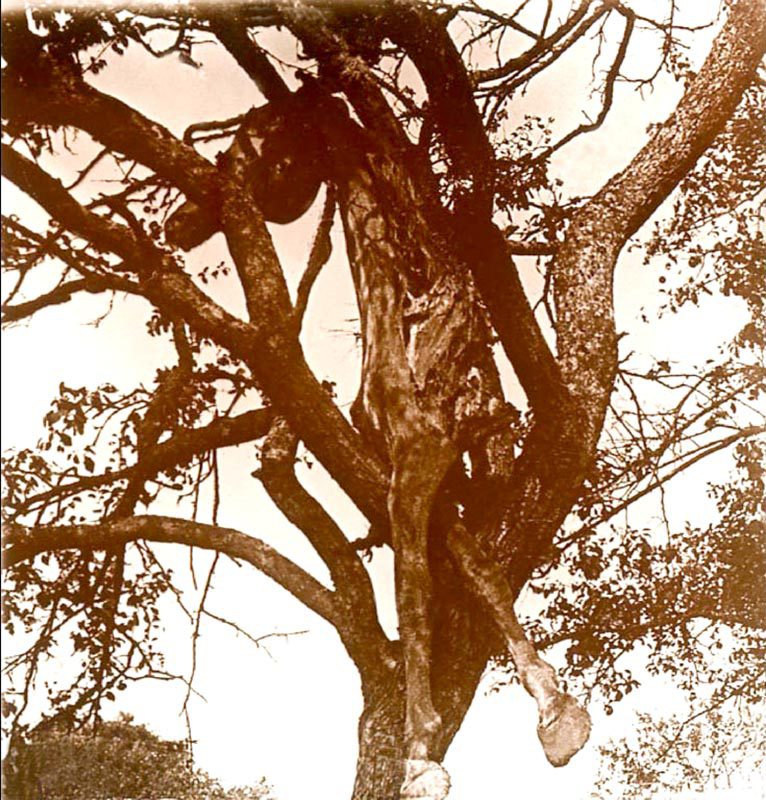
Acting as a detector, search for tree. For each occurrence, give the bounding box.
[1,1,764,798]
[3,714,274,800]
[593,705,766,798]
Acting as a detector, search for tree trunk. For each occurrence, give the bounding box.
[352,669,407,800]
[350,563,499,800]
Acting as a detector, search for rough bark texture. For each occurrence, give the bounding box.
[2,1,765,796]
[353,669,407,800]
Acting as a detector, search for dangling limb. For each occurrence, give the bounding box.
[447,523,591,766]
[389,436,455,798]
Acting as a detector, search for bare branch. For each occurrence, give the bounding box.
[294,186,336,326]
[1,146,147,265]
[557,424,766,552]
[2,53,221,210]
[535,9,635,162]
[256,417,389,668]
[2,277,110,324]
[3,516,341,627]
[473,1,604,84]
[12,406,274,520]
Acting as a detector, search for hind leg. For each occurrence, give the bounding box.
[389,440,455,799]
[448,523,591,767]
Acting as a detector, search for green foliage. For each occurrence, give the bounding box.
[3,715,273,800]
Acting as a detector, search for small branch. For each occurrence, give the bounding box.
[64,147,110,190]
[294,186,336,326]
[557,425,766,551]
[473,0,603,83]
[656,668,766,762]
[183,552,219,713]
[183,113,245,146]
[534,9,635,162]
[202,608,307,653]
[11,407,274,518]
[256,417,387,664]
[2,277,109,324]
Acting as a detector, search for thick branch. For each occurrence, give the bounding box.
[3,516,340,626]
[2,55,221,211]
[382,4,494,194]
[493,0,766,582]
[555,0,766,425]
[581,0,766,244]
[4,144,389,527]
[1,145,145,264]
[456,218,567,415]
[258,417,388,669]
[206,13,291,103]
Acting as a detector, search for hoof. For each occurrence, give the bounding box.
[537,694,591,767]
[401,759,451,799]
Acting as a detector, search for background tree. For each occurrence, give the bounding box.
[2,713,274,800]
[1,1,764,798]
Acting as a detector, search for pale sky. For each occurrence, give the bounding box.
[1,2,758,798]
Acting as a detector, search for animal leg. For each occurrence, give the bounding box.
[447,523,591,767]
[390,438,455,798]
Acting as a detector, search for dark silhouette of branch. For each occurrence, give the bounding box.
[207,13,291,103]
[2,145,147,264]
[2,54,221,210]
[3,516,341,627]
[383,5,567,416]
[11,407,275,519]
[256,417,389,672]
[2,278,110,324]
[556,424,766,552]
[294,186,336,326]
[473,0,605,84]
[534,9,635,162]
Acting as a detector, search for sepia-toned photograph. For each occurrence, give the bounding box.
[1,1,764,798]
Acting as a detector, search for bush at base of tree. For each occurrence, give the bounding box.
[2,714,273,800]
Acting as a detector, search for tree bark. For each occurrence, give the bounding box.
[352,669,408,800]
